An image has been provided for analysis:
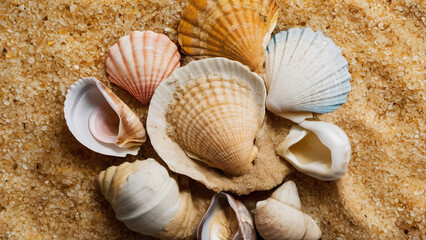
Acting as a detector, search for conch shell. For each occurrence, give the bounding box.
[276,120,351,181]
[178,0,278,72]
[106,30,181,105]
[64,77,146,157]
[98,159,198,239]
[147,57,266,180]
[198,192,256,240]
[255,181,322,240]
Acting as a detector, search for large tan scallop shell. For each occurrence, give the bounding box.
[106,31,181,105]
[167,75,260,176]
[147,58,266,187]
[178,0,278,72]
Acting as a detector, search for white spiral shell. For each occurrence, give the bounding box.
[98,159,197,239]
[255,181,322,240]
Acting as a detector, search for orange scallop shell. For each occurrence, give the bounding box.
[178,0,278,72]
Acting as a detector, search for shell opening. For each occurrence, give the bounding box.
[289,131,332,168]
[89,102,120,144]
[209,206,239,240]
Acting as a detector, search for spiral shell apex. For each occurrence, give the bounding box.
[255,181,322,240]
[178,0,278,72]
[98,159,198,239]
[106,30,181,105]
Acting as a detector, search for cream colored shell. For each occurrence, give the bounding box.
[277,120,351,181]
[198,192,255,240]
[255,181,322,240]
[178,0,278,72]
[98,159,197,239]
[147,58,266,188]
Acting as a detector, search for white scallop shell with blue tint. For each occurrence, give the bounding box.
[265,28,351,118]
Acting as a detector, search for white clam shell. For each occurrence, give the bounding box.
[98,159,197,239]
[198,192,255,240]
[147,58,266,186]
[265,28,351,121]
[277,121,351,181]
[255,181,322,240]
[106,30,181,105]
[64,77,146,157]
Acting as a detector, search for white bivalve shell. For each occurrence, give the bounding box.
[276,120,351,181]
[265,28,351,123]
[147,57,266,180]
[198,192,256,240]
[106,30,181,105]
[255,181,322,240]
[98,159,198,239]
[64,77,146,157]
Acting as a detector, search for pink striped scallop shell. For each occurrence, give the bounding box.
[106,30,181,105]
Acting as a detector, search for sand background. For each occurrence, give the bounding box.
[0,0,425,239]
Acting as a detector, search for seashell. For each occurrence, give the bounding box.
[64,77,146,157]
[147,57,266,179]
[106,30,181,105]
[276,120,351,181]
[265,28,351,123]
[98,158,198,239]
[178,0,278,72]
[198,192,255,240]
[255,181,322,240]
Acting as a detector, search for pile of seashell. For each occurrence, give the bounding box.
[64,0,353,239]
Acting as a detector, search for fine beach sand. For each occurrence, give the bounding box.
[0,0,425,239]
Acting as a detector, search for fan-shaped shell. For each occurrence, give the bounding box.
[255,181,322,240]
[98,159,198,239]
[265,28,351,120]
[276,120,351,181]
[64,77,146,157]
[147,58,266,184]
[106,30,181,105]
[178,0,278,72]
[198,192,255,240]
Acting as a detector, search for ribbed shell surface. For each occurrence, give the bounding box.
[265,28,351,114]
[106,31,181,105]
[178,0,278,72]
[168,76,259,176]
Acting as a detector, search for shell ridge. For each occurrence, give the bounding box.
[130,31,145,103]
[107,46,139,96]
[118,35,141,99]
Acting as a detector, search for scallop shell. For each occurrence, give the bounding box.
[276,120,351,181]
[106,30,181,105]
[255,181,322,240]
[98,159,198,239]
[178,0,278,72]
[64,77,146,157]
[198,192,255,240]
[147,58,266,181]
[265,28,351,122]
